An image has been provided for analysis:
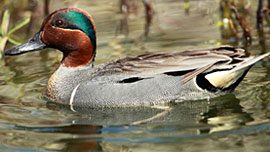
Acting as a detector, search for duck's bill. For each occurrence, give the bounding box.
[4,32,46,56]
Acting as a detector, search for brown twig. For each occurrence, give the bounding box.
[44,0,50,16]
[230,5,252,45]
[263,8,270,27]
[257,0,264,29]
[27,0,38,35]
[257,0,268,52]
[143,0,154,37]
[116,0,129,36]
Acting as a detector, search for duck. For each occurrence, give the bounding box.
[4,8,269,107]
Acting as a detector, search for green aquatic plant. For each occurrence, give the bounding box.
[0,9,30,59]
[183,0,190,15]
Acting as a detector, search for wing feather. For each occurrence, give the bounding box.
[93,46,245,79]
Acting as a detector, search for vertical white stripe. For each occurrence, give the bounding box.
[70,84,80,112]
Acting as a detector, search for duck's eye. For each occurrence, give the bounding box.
[55,20,64,27]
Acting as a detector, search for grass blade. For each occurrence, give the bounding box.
[8,37,21,45]
[8,17,30,35]
[0,37,8,50]
[0,36,8,58]
[1,10,10,35]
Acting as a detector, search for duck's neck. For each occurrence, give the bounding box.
[47,44,96,102]
[61,39,95,68]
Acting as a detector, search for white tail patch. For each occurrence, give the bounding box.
[205,52,269,89]
[205,68,246,88]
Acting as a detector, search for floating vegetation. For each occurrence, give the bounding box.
[0,9,30,59]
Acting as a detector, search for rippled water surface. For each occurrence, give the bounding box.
[1,0,270,151]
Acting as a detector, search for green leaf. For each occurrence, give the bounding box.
[1,10,10,35]
[0,36,8,51]
[0,36,8,59]
[8,37,21,45]
[8,17,30,35]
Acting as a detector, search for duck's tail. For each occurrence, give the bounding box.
[201,52,269,92]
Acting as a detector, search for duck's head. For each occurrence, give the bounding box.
[5,8,96,67]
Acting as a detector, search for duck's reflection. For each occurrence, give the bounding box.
[59,94,251,130]
[46,125,102,151]
[57,136,102,152]
[1,94,256,151]
[199,95,253,134]
[45,101,206,151]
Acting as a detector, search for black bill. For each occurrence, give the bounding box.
[4,32,46,56]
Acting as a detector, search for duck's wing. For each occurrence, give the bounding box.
[93,46,246,81]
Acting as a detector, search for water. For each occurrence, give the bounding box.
[1,0,270,151]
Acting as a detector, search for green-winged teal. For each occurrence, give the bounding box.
[4,8,269,107]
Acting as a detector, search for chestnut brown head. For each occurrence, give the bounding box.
[5,8,97,67]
